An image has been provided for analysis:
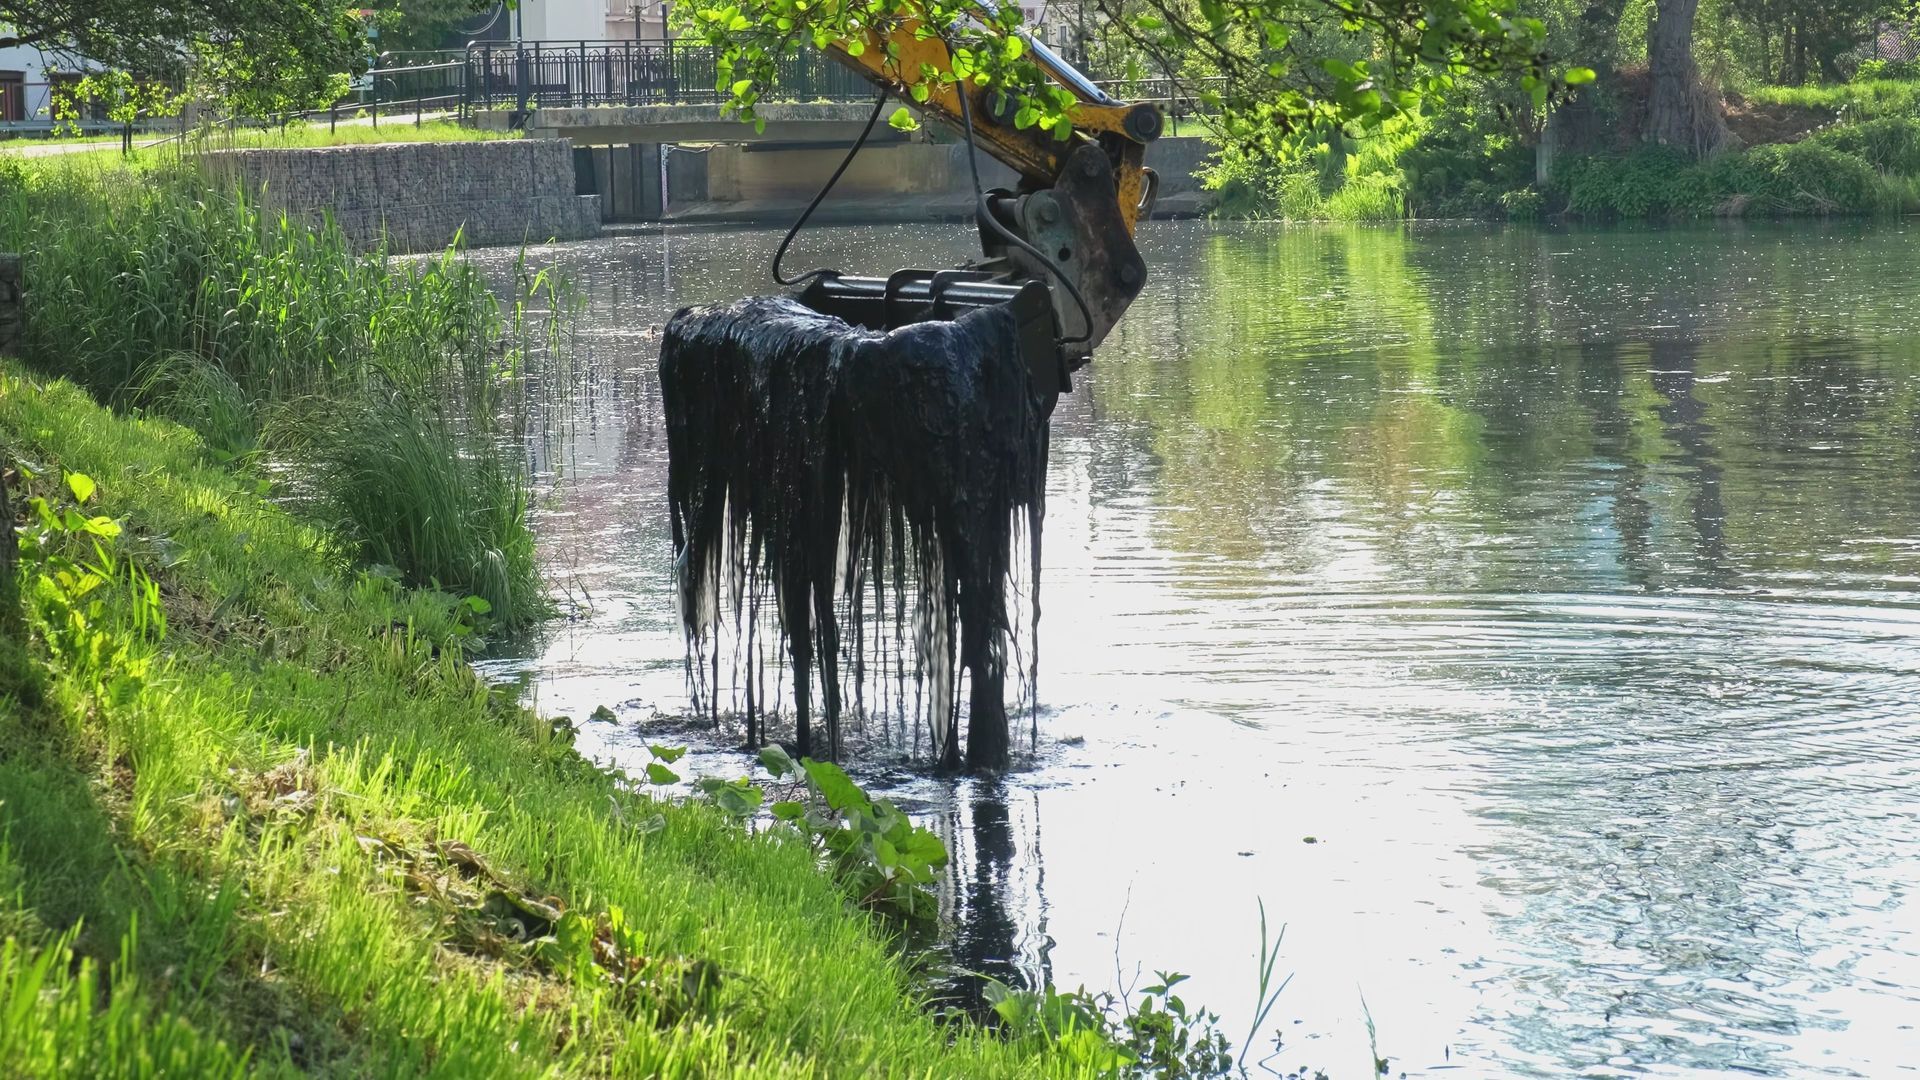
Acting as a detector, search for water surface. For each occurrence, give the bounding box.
[471,220,1920,1078]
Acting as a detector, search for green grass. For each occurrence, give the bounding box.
[0,158,542,622]
[0,362,1095,1077]
[1745,79,1920,121]
[1,120,508,153]
[190,120,515,150]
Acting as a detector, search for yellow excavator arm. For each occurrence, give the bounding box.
[827,19,1164,230]
[788,12,1164,401]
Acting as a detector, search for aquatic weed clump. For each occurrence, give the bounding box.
[660,296,1047,771]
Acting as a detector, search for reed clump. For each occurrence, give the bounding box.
[0,157,542,623]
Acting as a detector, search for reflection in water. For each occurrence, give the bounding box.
[1578,340,1655,591]
[1648,338,1731,586]
[924,782,1053,1020]
[472,220,1920,1078]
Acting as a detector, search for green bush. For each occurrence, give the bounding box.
[1741,141,1883,212]
[1555,137,1898,218]
[1851,58,1920,83]
[1557,145,1712,218]
[1812,115,1920,175]
[1401,91,1534,217]
[1497,187,1544,220]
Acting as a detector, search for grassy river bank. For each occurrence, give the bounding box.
[0,157,1227,1077]
[0,364,1099,1076]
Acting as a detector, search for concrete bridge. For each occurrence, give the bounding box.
[422,41,1216,222]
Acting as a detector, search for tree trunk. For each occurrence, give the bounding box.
[1645,0,1727,157]
[1541,0,1627,166]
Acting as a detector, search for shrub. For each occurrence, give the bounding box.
[1812,115,1920,175]
[1557,145,1712,218]
[1851,58,1920,83]
[1740,141,1881,213]
[1498,187,1544,220]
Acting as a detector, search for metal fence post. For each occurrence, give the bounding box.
[516,44,531,116]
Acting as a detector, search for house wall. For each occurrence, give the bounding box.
[0,45,54,126]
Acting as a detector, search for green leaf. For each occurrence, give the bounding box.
[711,782,762,816]
[909,81,930,104]
[1564,66,1597,85]
[759,744,798,778]
[845,37,866,57]
[81,516,121,539]
[649,744,688,764]
[731,78,754,96]
[771,800,805,821]
[891,825,948,869]
[66,472,95,505]
[887,106,919,132]
[800,759,869,813]
[463,595,493,614]
[644,762,680,785]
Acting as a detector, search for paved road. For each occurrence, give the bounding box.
[0,138,169,157]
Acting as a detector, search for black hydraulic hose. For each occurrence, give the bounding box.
[954,79,1095,346]
[772,89,892,286]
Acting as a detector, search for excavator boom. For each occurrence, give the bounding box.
[789,10,1163,401]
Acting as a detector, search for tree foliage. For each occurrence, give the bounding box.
[676,0,1591,160]
[0,0,368,114]
[371,0,499,52]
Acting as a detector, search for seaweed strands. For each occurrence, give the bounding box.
[660,295,1048,772]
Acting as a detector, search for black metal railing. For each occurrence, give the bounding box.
[347,43,1222,129]
[460,41,873,111]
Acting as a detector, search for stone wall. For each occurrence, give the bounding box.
[201,140,601,253]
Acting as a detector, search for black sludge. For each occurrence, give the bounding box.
[660,295,1046,771]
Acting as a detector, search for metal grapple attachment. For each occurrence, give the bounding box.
[793,142,1151,408]
[795,271,1065,399]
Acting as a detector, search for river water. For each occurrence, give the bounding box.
[469,220,1920,1078]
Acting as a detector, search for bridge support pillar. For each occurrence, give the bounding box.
[574,143,666,223]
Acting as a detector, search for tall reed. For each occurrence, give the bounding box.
[0,158,545,624]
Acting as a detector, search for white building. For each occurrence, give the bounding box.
[0,43,89,128]
[506,0,661,42]
[1019,1,1083,56]
[605,0,676,42]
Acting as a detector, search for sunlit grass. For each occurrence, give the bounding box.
[1745,79,1920,120]
[0,157,544,622]
[193,119,514,149]
[0,366,1094,1077]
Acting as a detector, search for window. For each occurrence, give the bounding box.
[0,72,23,123]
